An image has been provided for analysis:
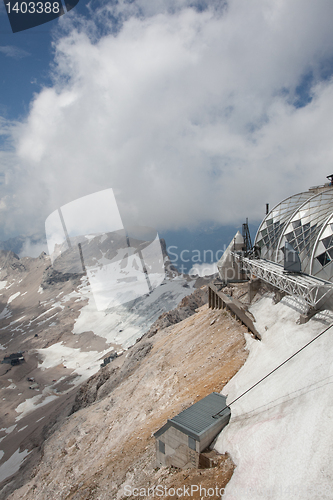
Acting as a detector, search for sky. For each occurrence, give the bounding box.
[1,0,333,249]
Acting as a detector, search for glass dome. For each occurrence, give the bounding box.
[254,187,333,282]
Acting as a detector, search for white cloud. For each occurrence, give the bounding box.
[1,0,333,239]
[189,262,218,277]
[0,46,30,59]
[18,238,48,258]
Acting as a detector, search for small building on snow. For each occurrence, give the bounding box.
[154,392,230,469]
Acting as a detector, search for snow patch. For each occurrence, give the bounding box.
[0,307,12,320]
[0,448,31,482]
[6,380,16,390]
[8,292,20,304]
[31,306,61,323]
[0,425,16,435]
[5,316,26,328]
[36,312,58,326]
[37,342,109,384]
[0,281,7,291]
[15,391,58,421]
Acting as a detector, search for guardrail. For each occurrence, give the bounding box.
[208,282,261,340]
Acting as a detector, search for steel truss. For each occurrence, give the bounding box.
[233,253,333,309]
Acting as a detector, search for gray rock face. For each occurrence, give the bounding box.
[146,286,208,337]
[41,265,84,288]
[70,341,153,413]
[0,250,25,278]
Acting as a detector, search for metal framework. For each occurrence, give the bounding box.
[254,186,333,282]
[242,218,252,256]
[233,253,333,308]
[254,191,313,261]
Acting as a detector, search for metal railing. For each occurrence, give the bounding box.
[232,253,333,309]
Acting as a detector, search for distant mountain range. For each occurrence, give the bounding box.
[159,222,259,273]
[0,233,47,258]
[0,222,259,272]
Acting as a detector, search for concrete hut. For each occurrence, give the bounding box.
[154,392,230,469]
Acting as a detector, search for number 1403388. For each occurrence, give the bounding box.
[5,1,60,14]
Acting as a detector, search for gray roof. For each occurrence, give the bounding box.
[154,392,230,441]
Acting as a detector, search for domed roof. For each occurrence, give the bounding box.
[254,187,333,281]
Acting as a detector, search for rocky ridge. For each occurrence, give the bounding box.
[6,293,249,500]
[0,243,209,498]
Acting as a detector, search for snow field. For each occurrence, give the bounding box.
[73,277,195,348]
[37,342,110,384]
[216,296,333,500]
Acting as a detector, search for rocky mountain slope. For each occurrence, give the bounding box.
[4,242,331,500]
[0,244,213,498]
[4,296,249,500]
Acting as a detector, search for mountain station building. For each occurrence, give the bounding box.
[154,392,230,469]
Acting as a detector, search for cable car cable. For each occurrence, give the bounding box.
[213,321,333,418]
